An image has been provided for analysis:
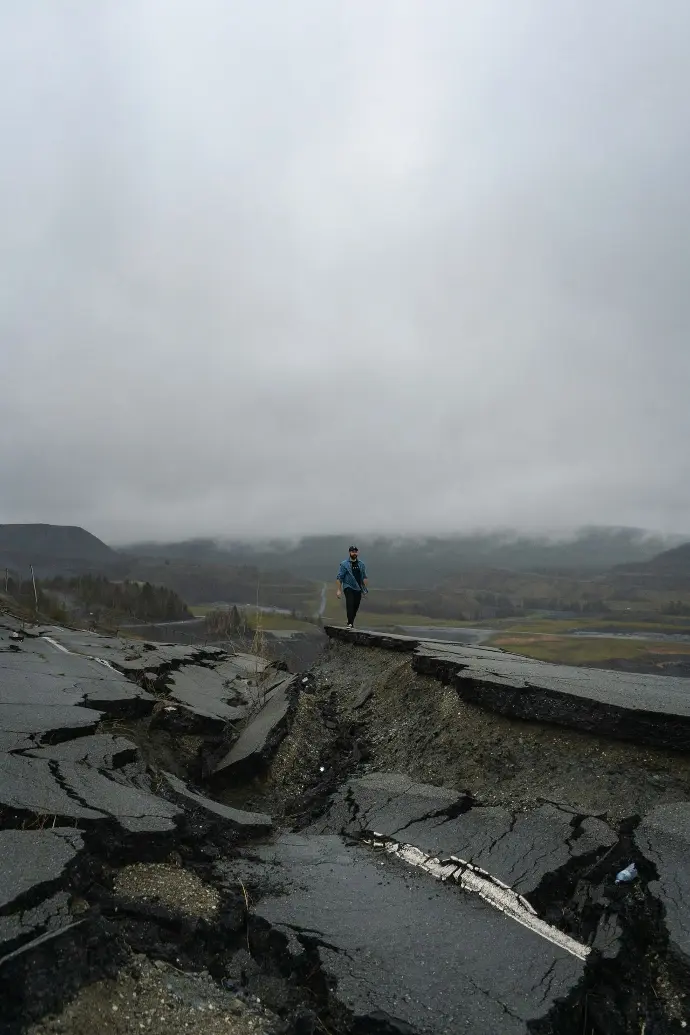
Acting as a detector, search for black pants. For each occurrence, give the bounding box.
[344,588,362,626]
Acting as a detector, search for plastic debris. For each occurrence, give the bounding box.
[615,863,638,884]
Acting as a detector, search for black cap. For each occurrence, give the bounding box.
[348,544,358,551]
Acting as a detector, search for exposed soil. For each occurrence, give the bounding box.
[8,629,690,1035]
[237,639,690,1033]
[27,955,279,1035]
[262,642,690,826]
[113,863,221,919]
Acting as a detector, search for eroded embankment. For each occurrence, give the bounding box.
[4,615,690,1034]
[239,634,690,1033]
[264,637,690,823]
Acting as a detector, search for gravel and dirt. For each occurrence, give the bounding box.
[27,955,279,1035]
[113,864,221,919]
[257,641,690,826]
[6,618,690,1035]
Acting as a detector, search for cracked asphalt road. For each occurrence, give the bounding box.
[4,613,690,1033]
[249,832,584,1034]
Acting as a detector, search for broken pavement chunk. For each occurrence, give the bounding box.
[316,773,617,897]
[254,832,585,1034]
[326,626,690,752]
[4,636,156,714]
[0,829,84,960]
[212,677,297,778]
[57,761,180,832]
[636,802,690,963]
[26,734,138,770]
[162,771,272,832]
[311,771,468,836]
[0,703,101,742]
[0,755,105,820]
[165,664,249,724]
[0,829,84,911]
[0,754,180,831]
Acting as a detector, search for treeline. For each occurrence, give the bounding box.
[366,588,614,621]
[203,606,323,638]
[131,528,676,586]
[518,596,612,615]
[458,595,612,621]
[44,574,191,623]
[3,575,71,622]
[124,558,317,611]
[204,606,246,637]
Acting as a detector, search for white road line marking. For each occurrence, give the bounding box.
[42,636,118,672]
[42,635,71,654]
[363,834,590,962]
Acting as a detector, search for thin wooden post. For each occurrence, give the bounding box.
[30,565,39,612]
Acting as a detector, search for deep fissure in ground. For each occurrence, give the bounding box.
[3,636,690,1033]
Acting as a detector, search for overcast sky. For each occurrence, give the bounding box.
[1,2,689,544]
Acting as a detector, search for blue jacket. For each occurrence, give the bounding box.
[337,558,368,593]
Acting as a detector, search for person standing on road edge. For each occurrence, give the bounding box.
[336,545,368,628]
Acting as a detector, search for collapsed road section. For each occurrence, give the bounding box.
[2,612,690,1033]
[251,626,690,1032]
[325,626,690,752]
[0,614,293,1035]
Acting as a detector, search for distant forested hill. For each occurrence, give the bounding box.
[0,523,121,578]
[126,527,682,590]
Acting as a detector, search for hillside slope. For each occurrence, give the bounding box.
[613,540,690,590]
[0,523,121,578]
[128,527,681,588]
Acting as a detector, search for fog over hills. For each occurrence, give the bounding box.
[127,526,684,589]
[3,522,683,593]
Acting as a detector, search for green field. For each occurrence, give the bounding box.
[493,616,690,635]
[322,601,469,629]
[248,613,316,632]
[489,631,690,665]
[339,612,690,636]
[358,612,468,629]
[189,604,216,617]
[190,598,690,662]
